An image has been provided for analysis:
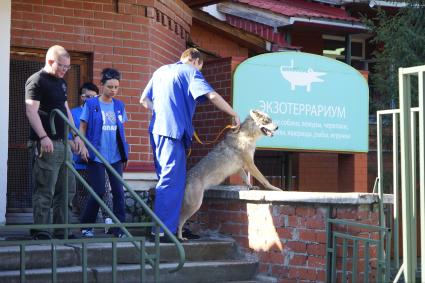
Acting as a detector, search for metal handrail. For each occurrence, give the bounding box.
[0,107,187,275]
[0,235,149,283]
[327,218,389,232]
[326,215,392,283]
[48,108,185,272]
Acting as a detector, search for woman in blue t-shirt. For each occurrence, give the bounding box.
[79,68,129,238]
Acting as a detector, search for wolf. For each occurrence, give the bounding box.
[177,109,282,240]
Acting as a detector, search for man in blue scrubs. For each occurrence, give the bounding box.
[140,48,240,242]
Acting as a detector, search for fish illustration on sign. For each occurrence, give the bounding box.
[280,60,326,92]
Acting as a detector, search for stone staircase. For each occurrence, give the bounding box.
[0,237,262,283]
[1,173,273,282]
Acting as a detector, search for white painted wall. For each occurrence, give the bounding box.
[0,0,11,225]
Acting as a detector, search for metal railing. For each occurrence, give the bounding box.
[376,109,402,277]
[371,65,425,282]
[326,215,392,283]
[395,66,424,282]
[0,108,186,282]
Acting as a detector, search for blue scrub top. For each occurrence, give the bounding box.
[142,61,213,147]
[80,100,128,164]
[70,106,86,170]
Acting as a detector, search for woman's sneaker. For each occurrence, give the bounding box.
[104,218,113,234]
[118,233,127,238]
[81,229,94,238]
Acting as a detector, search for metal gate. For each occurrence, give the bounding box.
[392,65,424,282]
[326,65,425,282]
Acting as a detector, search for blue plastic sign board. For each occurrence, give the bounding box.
[233,52,369,152]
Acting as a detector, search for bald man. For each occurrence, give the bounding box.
[25,45,84,240]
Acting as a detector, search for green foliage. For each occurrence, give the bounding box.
[365,0,425,112]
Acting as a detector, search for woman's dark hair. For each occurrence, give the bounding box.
[101,68,121,84]
[79,82,99,95]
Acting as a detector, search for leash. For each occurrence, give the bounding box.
[187,124,233,157]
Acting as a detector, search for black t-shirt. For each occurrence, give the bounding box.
[25,69,68,140]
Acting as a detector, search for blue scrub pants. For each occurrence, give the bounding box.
[150,133,186,234]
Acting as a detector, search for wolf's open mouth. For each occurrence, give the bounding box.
[261,127,274,137]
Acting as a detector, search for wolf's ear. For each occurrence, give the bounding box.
[249,109,256,118]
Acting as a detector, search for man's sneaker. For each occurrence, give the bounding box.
[181,228,200,240]
[149,234,182,243]
[32,231,52,240]
[81,229,94,238]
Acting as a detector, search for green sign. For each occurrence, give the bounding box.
[233,52,369,152]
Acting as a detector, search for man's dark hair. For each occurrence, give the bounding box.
[79,82,99,95]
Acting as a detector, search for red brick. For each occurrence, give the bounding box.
[22,12,43,22]
[12,19,33,29]
[306,218,325,229]
[12,3,33,12]
[84,19,103,28]
[272,265,290,278]
[74,9,94,18]
[276,227,293,239]
[288,267,300,279]
[43,0,64,6]
[53,7,71,17]
[315,231,327,243]
[63,1,83,9]
[53,25,73,33]
[261,252,284,263]
[307,256,326,268]
[43,14,64,24]
[102,3,114,12]
[285,241,307,253]
[83,1,102,11]
[289,254,307,266]
[307,244,327,256]
[299,229,317,242]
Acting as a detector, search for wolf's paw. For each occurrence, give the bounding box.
[267,185,283,191]
[248,185,261,190]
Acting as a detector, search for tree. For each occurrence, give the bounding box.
[365,0,425,112]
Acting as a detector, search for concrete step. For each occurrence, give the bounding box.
[0,239,237,270]
[123,172,157,191]
[0,260,258,283]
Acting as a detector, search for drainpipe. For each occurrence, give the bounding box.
[0,0,11,225]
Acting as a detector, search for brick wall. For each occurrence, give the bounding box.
[191,193,381,283]
[297,152,369,193]
[11,0,191,171]
[298,153,339,192]
[190,23,249,58]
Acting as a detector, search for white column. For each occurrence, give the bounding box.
[0,0,11,225]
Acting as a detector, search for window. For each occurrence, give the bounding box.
[322,35,365,60]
